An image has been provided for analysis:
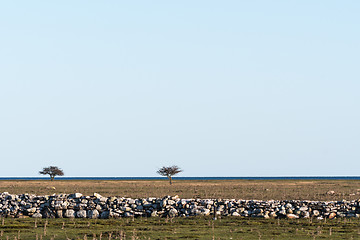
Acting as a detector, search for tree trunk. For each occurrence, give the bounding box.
[50,175,54,181]
[169,176,172,185]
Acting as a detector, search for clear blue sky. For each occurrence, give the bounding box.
[0,1,359,177]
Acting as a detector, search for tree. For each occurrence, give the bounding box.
[39,166,64,181]
[157,165,183,185]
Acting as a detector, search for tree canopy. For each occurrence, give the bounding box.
[157,165,183,185]
[39,166,64,181]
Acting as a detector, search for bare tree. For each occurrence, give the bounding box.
[157,165,183,185]
[39,166,64,181]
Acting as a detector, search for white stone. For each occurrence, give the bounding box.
[64,209,76,218]
[76,210,87,218]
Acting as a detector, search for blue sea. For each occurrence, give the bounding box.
[1,176,360,180]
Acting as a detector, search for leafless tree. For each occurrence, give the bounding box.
[157,165,183,185]
[39,166,64,181]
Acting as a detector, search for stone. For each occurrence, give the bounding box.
[269,212,277,218]
[32,213,42,218]
[3,192,360,220]
[168,208,178,218]
[64,209,76,218]
[171,195,179,200]
[100,211,110,219]
[71,193,82,198]
[88,210,99,219]
[302,211,310,218]
[278,210,286,216]
[232,212,240,216]
[93,193,103,199]
[121,206,132,212]
[160,200,167,207]
[299,207,308,211]
[312,210,320,216]
[42,208,56,218]
[124,212,133,217]
[167,200,176,205]
[76,210,87,218]
[202,209,211,216]
[27,207,37,213]
[56,210,63,218]
[253,209,263,214]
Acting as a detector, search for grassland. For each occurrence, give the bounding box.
[2,179,360,239]
[2,216,360,239]
[1,179,360,201]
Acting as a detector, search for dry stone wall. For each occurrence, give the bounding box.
[1,192,360,219]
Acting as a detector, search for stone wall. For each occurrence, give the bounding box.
[1,192,359,219]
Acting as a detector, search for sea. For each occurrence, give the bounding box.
[1,177,360,180]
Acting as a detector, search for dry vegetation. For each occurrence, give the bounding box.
[2,217,360,239]
[1,179,360,201]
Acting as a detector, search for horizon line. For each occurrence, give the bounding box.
[1,175,360,178]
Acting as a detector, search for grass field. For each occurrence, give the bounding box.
[2,179,360,239]
[2,217,360,239]
[1,179,360,201]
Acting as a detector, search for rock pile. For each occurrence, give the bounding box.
[1,192,360,219]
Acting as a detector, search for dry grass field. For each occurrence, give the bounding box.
[1,179,360,201]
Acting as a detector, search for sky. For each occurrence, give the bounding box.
[0,1,359,177]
